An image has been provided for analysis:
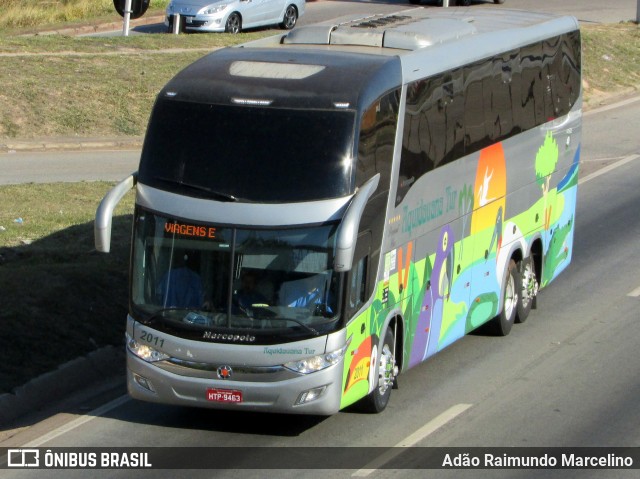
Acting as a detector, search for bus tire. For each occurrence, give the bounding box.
[358,328,397,413]
[516,256,535,323]
[489,259,518,336]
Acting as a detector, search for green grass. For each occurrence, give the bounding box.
[0,0,169,31]
[581,22,640,106]
[0,32,277,139]
[0,182,135,393]
[0,30,272,54]
[0,24,639,139]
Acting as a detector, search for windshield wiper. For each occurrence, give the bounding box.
[282,318,320,336]
[235,304,319,336]
[154,176,238,202]
[142,307,189,325]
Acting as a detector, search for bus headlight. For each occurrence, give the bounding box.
[283,346,346,374]
[126,332,170,363]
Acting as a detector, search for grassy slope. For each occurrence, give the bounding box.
[580,23,640,106]
[1,24,639,139]
[0,0,169,30]
[0,33,274,138]
[0,183,134,392]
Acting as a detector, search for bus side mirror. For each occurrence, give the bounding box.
[334,174,379,272]
[95,173,137,253]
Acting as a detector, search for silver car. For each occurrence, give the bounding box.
[165,0,305,33]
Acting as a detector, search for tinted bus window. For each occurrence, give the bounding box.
[139,101,356,203]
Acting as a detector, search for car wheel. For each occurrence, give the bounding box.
[225,13,241,34]
[280,5,298,30]
[357,328,397,413]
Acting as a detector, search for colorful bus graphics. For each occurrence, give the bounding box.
[341,132,579,409]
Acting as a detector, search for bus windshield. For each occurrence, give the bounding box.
[138,100,356,203]
[131,209,342,343]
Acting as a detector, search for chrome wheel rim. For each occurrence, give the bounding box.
[284,7,296,29]
[521,261,536,308]
[227,15,240,33]
[377,343,396,395]
[504,272,517,321]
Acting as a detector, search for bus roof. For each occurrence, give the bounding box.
[280,7,578,52]
[159,7,579,111]
[160,47,402,112]
[245,7,580,84]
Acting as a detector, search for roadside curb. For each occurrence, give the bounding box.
[0,346,125,428]
[0,137,143,154]
[24,14,167,37]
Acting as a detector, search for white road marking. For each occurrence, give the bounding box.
[579,154,640,186]
[351,403,472,477]
[581,156,627,163]
[627,286,640,298]
[22,395,130,447]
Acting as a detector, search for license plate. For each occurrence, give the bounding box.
[185,16,193,24]
[206,388,242,403]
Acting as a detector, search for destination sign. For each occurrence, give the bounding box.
[164,222,216,239]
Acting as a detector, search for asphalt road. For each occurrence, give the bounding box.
[1,112,639,477]
[1,1,639,475]
[0,149,140,185]
[90,0,639,36]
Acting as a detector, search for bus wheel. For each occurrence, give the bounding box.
[489,260,518,336]
[516,256,536,323]
[358,329,397,413]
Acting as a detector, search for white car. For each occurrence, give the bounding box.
[165,0,305,33]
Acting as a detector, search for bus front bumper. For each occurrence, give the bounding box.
[127,352,344,415]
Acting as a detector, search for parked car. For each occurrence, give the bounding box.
[165,0,305,33]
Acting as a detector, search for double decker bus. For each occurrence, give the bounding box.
[96,7,581,414]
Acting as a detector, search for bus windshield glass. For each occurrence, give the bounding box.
[138,100,356,203]
[131,209,342,342]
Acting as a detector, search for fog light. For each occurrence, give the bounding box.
[295,385,327,405]
[133,373,155,393]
